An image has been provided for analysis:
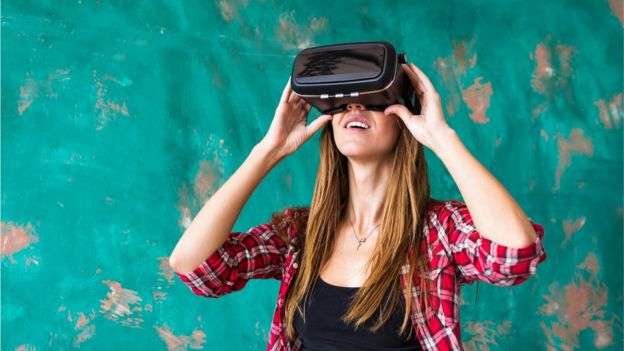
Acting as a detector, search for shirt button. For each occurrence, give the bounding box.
[293,262,299,269]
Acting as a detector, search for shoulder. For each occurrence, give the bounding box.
[421,198,468,252]
[426,198,470,227]
[269,205,310,246]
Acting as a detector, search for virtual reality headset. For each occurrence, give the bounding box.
[290,41,420,115]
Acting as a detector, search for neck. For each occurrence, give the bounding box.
[344,154,394,233]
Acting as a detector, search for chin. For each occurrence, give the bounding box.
[337,146,378,158]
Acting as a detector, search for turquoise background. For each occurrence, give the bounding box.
[2,0,622,350]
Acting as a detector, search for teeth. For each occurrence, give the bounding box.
[346,121,370,129]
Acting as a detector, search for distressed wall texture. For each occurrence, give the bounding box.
[2,0,622,350]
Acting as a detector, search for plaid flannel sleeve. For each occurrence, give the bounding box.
[174,206,309,297]
[442,200,547,286]
[174,215,289,298]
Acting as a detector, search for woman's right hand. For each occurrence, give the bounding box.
[260,77,333,159]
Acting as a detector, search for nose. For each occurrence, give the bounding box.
[346,103,366,112]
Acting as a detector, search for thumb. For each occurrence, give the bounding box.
[305,114,333,138]
[384,104,412,121]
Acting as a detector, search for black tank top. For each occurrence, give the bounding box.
[293,277,423,350]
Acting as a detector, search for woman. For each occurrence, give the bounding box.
[169,63,547,351]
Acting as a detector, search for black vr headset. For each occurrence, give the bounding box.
[290,41,421,115]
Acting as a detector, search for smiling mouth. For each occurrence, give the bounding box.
[342,120,371,132]
[343,120,371,130]
[345,126,369,132]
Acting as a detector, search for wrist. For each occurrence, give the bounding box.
[253,140,285,167]
[430,126,458,156]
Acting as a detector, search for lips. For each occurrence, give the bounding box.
[342,115,371,129]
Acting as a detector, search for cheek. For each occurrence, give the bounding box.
[332,118,339,129]
[379,115,401,133]
[377,118,402,145]
[330,113,341,129]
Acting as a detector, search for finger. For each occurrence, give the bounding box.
[297,99,310,110]
[384,104,414,121]
[280,76,292,105]
[408,63,438,97]
[402,64,426,97]
[296,100,307,114]
[305,114,333,137]
[288,91,301,104]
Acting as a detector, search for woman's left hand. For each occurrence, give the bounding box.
[384,63,454,151]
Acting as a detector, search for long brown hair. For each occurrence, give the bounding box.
[281,118,444,341]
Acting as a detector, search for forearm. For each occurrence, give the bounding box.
[431,127,538,248]
[169,141,283,274]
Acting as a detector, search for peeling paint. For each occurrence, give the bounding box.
[461,77,493,124]
[464,320,511,351]
[99,280,144,328]
[177,134,229,230]
[561,216,587,247]
[155,324,206,351]
[275,11,327,50]
[93,70,130,131]
[1,222,39,264]
[594,93,623,129]
[71,310,97,347]
[16,69,70,115]
[529,36,577,120]
[609,0,624,25]
[434,39,492,123]
[554,128,594,191]
[539,253,615,349]
[157,256,175,285]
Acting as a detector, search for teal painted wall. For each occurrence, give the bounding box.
[2,0,622,350]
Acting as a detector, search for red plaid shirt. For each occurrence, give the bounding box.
[175,200,547,350]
